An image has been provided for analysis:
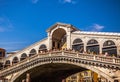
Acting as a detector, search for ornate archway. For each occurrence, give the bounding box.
[52,28,66,50]
[12,57,19,64]
[102,40,117,57]
[86,39,99,54]
[39,44,47,52]
[72,38,84,53]
[20,53,27,61]
[29,49,37,57]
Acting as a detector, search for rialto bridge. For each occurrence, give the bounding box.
[0,22,120,82]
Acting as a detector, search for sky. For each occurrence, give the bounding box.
[0,0,120,52]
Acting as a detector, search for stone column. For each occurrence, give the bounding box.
[84,38,87,53]
[26,73,30,82]
[99,43,103,55]
[67,28,71,49]
[48,32,52,50]
[117,46,120,57]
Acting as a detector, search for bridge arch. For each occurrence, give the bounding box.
[4,60,11,68]
[102,40,117,57]
[12,57,19,64]
[52,28,67,50]
[86,39,99,54]
[29,49,37,57]
[39,44,47,52]
[11,57,114,82]
[20,53,27,61]
[72,38,84,53]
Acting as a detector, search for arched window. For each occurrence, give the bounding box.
[102,40,117,57]
[87,39,98,45]
[5,60,11,67]
[20,53,27,61]
[103,40,116,47]
[72,38,84,53]
[29,49,37,57]
[12,57,19,64]
[39,44,47,52]
[87,39,99,54]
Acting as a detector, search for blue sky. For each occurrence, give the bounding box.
[0,0,120,52]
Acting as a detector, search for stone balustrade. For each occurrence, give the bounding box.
[0,51,120,77]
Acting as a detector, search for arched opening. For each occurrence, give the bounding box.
[4,60,11,68]
[52,28,66,50]
[12,57,19,64]
[86,39,99,54]
[72,38,84,53]
[20,53,27,61]
[102,40,117,57]
[39,44,47,53]
[14,63,108,82]
[29,49,37,57]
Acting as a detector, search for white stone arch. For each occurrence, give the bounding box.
[38,44,47,52]
[86,38,99,45]
[11,60,114,82]
[72,38,83,45]
[72,38,84,52]
[50,26,67,37]
[12,56,19,64]
[102,39,117,56]
[102,39,117,47]
[85,38,100,54]
[20,53,28,61]
[29,48,37,57]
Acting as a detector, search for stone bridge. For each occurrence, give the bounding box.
[0,51,120,82]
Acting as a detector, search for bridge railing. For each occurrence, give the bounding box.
[0,51,120,75]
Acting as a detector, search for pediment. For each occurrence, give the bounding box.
[46,22,79,32]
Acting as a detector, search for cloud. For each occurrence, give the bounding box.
[85,24,104,32]
[59,0,77,4]
[0,16,13,32]
[92,24,104,31]
[31,0,39,4]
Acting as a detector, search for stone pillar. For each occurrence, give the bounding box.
[84,39,87,53]
[67,28,71,49]
[26,73,30,82]
[99,43,103,55]
[116,39,120,57]
[48,32,52,50]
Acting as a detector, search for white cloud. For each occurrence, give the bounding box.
[0,16,13,32]
[31,0,39,4]
[85,24,104,32]
[92,24,104,31]
[59,0,76,4]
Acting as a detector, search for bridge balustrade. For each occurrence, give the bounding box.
[115,58,120,64]
[64,51,77,57]
[78,53,94,60]
[0,51,120,77]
